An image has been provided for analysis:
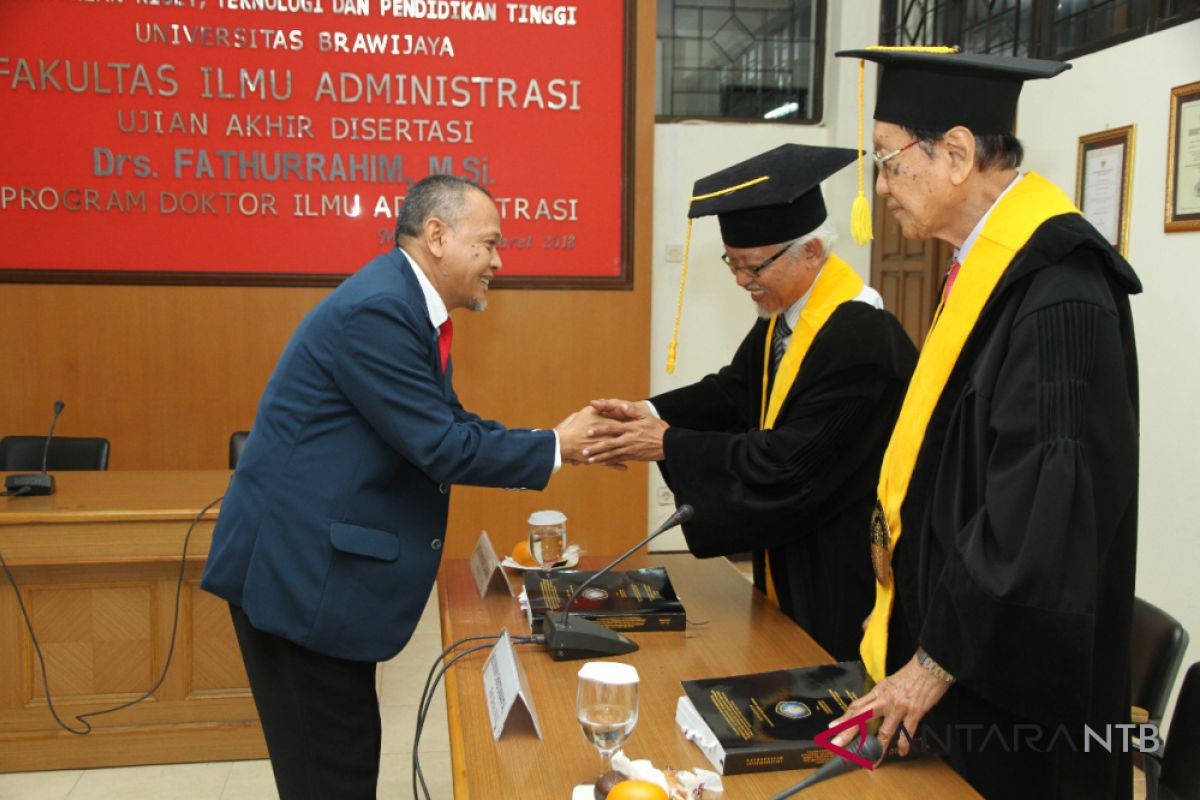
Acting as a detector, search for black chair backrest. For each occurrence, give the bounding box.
[0,436,110,471]
[1132,597,1190,722]
[229,431,250,470]
[1160,662,1200,800]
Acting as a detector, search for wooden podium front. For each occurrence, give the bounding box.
[437,554,982,799]
[0,471,266,772]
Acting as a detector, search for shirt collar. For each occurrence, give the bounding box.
[399,246,448,329]
[955,171,1023,265]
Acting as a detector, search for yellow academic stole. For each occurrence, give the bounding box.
[861,173,1080,682]
[757,254,864,604]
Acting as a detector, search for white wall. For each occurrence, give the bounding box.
[646,7,1200,728]
[1020,19,1200,724]
[647,0,879,546]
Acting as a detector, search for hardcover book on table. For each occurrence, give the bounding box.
[676,660,872,775]
[522,566,685,633]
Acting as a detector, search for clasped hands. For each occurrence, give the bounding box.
[552,398,669,468]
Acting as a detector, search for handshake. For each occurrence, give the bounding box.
[552,399,670,468]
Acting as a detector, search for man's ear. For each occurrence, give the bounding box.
[944,127,976,186]
[802,237,824,264]
[425,216,450,258]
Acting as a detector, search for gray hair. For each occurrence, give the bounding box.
[903,125,1024,172]
[787,217,838,263]
[393,175,491,245]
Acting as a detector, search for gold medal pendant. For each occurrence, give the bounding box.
[870,501,892,587]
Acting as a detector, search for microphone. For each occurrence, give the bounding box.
[768,734,883,798]
[5,401,66,497]
[42,401,66,474]
[541,504,694,661]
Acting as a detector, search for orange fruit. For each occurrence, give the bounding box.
[606,781,668,800]
[511,540,538,567]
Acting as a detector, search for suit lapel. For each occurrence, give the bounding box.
[391,249,451,396]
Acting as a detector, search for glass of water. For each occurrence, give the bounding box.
[576,661,639,772]
[528,509,567,567]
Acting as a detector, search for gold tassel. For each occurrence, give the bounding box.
[866,45,959,54]
[851,191,873,245]
[668,175,770,373]
[851,58,873,245]
[666,217,694,374]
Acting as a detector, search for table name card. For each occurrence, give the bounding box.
[481,628,543,740]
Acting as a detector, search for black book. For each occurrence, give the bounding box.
[676,660,872,775]
[522,567,686,633]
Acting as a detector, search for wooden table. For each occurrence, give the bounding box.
[437,554,982,799]
[0,470,266,772]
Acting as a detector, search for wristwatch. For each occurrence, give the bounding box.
[916,646,956,684]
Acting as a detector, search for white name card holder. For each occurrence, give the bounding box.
[481,628,543,740]
[469,530,514,598]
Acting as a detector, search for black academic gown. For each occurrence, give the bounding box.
[886,214,1141,798]
[651,299,917,662]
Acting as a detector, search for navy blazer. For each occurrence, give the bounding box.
[201,249,556,661]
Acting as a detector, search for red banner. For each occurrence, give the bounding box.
[0,0,628,285]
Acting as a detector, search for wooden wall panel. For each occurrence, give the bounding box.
[0,499,268,771]
[0,1,655,561]
[189,583,250,695]
[0,283,327,470]
[869,185,952,348]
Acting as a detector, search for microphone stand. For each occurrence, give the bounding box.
[540,505,693,661]
[768,733,883,798]
[5,401,65,497]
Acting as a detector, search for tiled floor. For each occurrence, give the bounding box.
[0,591,451,800]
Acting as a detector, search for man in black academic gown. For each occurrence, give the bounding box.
[582,145,917,663]
[829,49,1141,799]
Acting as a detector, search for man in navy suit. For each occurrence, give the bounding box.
[201,175,596,799]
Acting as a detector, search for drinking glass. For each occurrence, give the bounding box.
[528,509,567,567]
[576,662,639,772]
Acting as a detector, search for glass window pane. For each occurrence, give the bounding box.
[656,0,821,121]
[884,0,1189,60]
[675,7,702,37]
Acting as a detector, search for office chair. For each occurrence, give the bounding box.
[1132,597,1189,726]
[229,431,250,469]
[1148,661,1200,800]
[0,436,110,471]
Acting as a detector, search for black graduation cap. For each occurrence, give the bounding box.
[835,47,1070,135]
[687,144,858,249]
[664,144,858,374]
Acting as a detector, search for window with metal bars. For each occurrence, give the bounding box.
[880,0,1198,60]
[656,0,826,122]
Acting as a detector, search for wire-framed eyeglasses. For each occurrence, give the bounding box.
[873,139,920,174]
[721,242,794,277]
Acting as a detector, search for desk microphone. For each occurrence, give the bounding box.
[541,504,694,661]
[5,401,65,497]
[768,733,882,798]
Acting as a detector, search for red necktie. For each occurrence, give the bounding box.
[942,261,962,303]
[438,318,453,372]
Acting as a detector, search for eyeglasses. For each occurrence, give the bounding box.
[721,242,794,277]
[873,139,920,175]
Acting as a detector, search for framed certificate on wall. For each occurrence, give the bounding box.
[1075,125,1135,257]
[1166,80,1200,234]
